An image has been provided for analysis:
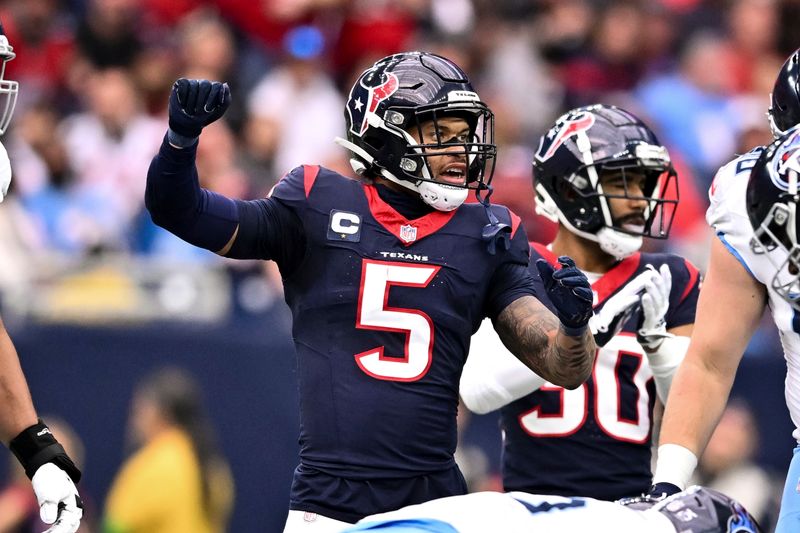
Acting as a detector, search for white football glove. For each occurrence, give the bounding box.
[589,268,654,346]
[637,264,673,351]
[31,463,83,533]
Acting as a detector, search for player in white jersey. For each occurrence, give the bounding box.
[338,486,761,533]
[650,49,800,533]
[0,20,83,533]
[460,104,696,500]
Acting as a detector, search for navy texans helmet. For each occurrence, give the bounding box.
[746,125,800,308]
[335,51,496,212]
[533,104,679,259]
[653,486,762,533]
[768,49,800,138]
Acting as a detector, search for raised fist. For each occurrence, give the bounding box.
[168,78,231,140]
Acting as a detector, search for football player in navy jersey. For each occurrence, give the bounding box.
[649,48,800,533]
[461,104,700,501]
[144,52,597,530]
[0,22,83,533]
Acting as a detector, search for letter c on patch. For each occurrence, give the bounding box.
[331,211,360,234]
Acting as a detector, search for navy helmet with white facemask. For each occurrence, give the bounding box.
[533,104,679,260]
[335,51,496,212]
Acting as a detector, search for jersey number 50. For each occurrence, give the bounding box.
[518,334,654,443]
[355,260,441,382]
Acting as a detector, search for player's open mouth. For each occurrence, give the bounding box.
[439,165,467,185]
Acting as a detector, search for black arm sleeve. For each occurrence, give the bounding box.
[226,198,306,272]
[144,136,240,253]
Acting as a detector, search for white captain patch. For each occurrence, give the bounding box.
[328,210,361,242]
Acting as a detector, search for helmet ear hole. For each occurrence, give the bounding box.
[555,178,577,201]
[363,134,384,153]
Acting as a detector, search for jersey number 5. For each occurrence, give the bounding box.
[518,334,654,443]
[355,259,441,382]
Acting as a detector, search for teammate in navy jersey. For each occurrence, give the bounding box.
[461,104,699,501]
[0,22,83,533]
[144,52,597,530]
[649,49,800,533]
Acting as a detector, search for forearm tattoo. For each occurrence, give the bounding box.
[496,296,596,389]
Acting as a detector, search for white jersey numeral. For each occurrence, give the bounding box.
[355,259,440,381]
[518,335,652,442]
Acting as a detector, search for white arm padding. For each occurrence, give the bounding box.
[460,319,546,414]
[648,335,690,404]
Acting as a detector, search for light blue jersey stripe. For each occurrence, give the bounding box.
[342,519,459,533]
[716,231,757,279]
[775,445,800,532]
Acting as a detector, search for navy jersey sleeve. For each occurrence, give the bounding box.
[225,166,308,272]
[483,209,537,320]
[665,255,701,329]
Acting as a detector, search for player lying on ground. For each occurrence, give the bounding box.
[340,485,760,533]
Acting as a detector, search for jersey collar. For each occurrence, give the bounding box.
[364,184,456,246]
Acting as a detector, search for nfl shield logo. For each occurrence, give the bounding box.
[400,224,417,243]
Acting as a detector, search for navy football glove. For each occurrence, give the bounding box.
[168,78,231,144]
[617,482,682,510]
[647,482,682,500]
[536,256,593,336]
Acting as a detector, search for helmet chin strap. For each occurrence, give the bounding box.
[596,227,643,260]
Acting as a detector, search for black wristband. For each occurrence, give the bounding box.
[9,419,81,483]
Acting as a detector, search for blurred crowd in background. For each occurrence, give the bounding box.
[0,0,798,281]
[0,0,796,530]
